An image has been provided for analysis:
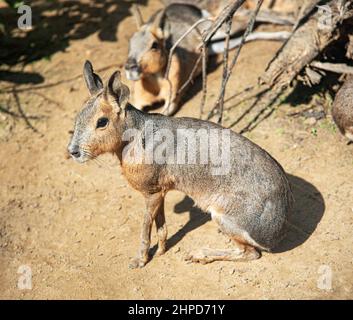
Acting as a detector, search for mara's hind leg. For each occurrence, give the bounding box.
[185,236,260,265]
[185,208,262,264]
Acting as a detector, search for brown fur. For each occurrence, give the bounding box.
[133,54,181,112]
[139,36,167,75]
[332,76,353,143]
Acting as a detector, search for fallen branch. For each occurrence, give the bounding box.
[262,0,352,88]
[310,61,353,74]
[292,0,322,31]
[228,0,353,134]
[236,8,295,26]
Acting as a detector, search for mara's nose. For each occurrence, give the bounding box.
[68,145,81,158]
[125,57,138,70]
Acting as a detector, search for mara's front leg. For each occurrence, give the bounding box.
[129,192,165,269]
[155,204,167,256]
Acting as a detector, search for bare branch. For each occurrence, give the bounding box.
[199,44,208,119]
[236,8,295,25]
[217,17,233,124]
[177,54,203,95]
[164,17,213,113]
[212,0,264,117]
[164,17,213,81]
[310,61,353,75]
[292,0,322,31]
[202,0,247,44]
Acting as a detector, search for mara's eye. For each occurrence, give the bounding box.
[151,41,159,50]
[96,117,109,129]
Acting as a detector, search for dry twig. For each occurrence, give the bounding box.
[211,0,264,122]
[310,61,353,74]
[217,17,233,124]
[164,17,213,113]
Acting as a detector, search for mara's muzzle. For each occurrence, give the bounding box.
[125,57,141,81]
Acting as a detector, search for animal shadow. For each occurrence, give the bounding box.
[149,196,210,256]
[274,174,325,253]
[168,196,211,249]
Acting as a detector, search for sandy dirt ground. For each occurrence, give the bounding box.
[0,0,353,299]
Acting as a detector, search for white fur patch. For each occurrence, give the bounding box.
[208,206,269,251]
[345,131,353,141]
[125,70,140,81]
[208,206,222,220]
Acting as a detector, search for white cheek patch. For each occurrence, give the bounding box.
[126,70,141,81]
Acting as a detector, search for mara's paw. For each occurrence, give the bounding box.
[243,248,261,261]
[155,245,166,257]
[128,257,147,269]
[156,248,166,257]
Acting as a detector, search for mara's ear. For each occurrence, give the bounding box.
[83,60,103,95]
[150,9,166,39]
[130,4,144,29]
[104,71,130,112]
